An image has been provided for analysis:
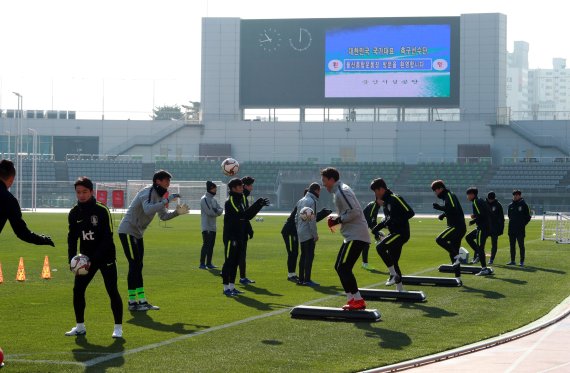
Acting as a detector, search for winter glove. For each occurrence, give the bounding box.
[248,231,254,239]
[257,197,270,206]
[163,193,180,205]
[469,219,476,226]
[433,202,443,211]
[176,203,189,215]
[327,216,341,231]
[316,208,333,222]
[374,230,385,241]
[40,234,55,247]
[438,213,445,221]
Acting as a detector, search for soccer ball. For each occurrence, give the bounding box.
[70,254,90,276]
[299,206,315,221]
[221,158,240,176]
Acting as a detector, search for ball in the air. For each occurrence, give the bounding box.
[70,254,90,276]
[221,158,240,176]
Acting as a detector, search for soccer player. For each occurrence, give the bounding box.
[322,167,370,310]
[222,178,269,296]
[362,200,381,270]
[486,191,504,265]
[431,180,466,281]
[0,159,55,247]
[507,189,531,266]
[199,181,223,269]
[370,178,415,291]
[118,170,189,311]
[239,176,256,284]
[295,182,321,286]
[465,187,493,276]
[65,177,123,338]
[281,188,307,282]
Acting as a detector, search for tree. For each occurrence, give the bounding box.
[151,105,184,120]
[182,101,200,121]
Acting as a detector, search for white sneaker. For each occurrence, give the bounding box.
[65,326,86,336]
[112,325,123,338]
[385,275,395,286]
[452,255,461,266]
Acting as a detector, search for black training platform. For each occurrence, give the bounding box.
[359,288,426,302]
[401,275,462,287]
[438,264,482,274]
[290,305,381,321]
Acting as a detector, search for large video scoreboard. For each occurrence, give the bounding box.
[240,17,460,107]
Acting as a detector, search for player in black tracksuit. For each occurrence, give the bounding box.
[281,206,300,281]
[0,159,55,247]
[362,200,381,269]
[239,176,255,284]
[65,177,123,338]
[486,191,504,265]
[431,180,466,279]
[465,187,493,275]
[507,189,532,266]
[222,178,269,296]
[370,179,415,291]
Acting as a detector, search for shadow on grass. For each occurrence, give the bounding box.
[497,265,566,275]
[205,268,222,277]
[490,277,528,285]
[460,284,506,299]
[399,302,459,319]
[240,284,283,297]
[127,312,209,334]
[307,284,342,295]
[355,323,412,350]
[72,335,125,372]
[232,295,291,311]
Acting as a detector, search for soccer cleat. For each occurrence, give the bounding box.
[223,289,236,297]
[393,274,402,284]
[506,261,516,266]
[296,280,306,286]
[206,264,218,269]
[342,298,366,311]
[288,275,299,282]
[65,326,86,336]
[239,277,255,284]
[471,257,480,264]
[476,268,492,276]
[112,326,123,339]
[231,288,245,295]
[488,259,494,265]
[137,302,160,311]
[304,280,320,287]
[127,302,138,311]
[385,275,394,286]
[199,264,207,269]
[386,275,402,286]
[519,262,525,267]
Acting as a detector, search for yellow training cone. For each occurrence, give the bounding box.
[16,257,26,282]
[41,256,51,280]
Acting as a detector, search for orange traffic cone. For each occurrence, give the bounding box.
[41,256,51,280]
[16,257,26,282]
[0,262,4,284]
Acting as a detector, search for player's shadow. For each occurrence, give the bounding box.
[499,265,565,275]
[232,295,290,311]
[460,284,506,299]
[72,335,125,372]
[399,302,459,319]
[306,284,342,295]
[206,268,222,277]
[127,312,209,334]
[242,284,283,297]
[489,277,528,285]
[354,323,412,350]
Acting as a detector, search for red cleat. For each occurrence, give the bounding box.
[342,298,366,310]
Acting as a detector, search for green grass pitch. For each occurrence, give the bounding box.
[0,213,569,372]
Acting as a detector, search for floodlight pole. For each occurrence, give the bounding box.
[12,92,23,203]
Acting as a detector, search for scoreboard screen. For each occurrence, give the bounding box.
[240,17,459,107]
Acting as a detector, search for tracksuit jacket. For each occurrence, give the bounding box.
[331,180,370,243]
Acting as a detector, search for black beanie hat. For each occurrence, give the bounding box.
[206,180,217,191]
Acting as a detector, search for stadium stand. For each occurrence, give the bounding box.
[488,163,570,190]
